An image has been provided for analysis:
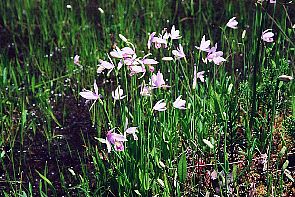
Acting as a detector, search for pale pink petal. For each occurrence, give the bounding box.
[99,60,114,69]
[226,17,238,29]
[112,133,128,142]
[79,92,98,100]
[142,59,159,65]
[153,99,167,111]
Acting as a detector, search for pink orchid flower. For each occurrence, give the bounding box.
[110,47,135,59]
[147,30,169,49]
[151,70,169,88]
[205,44,226,65]
[142,58,159,65]
[124,55,139,66]
[193,65,205,87]
[153,99,167,111]
[74,55,81,66]
[112,85,127,100]
[142,58,159,72]
[197,71,205,82]
[110,47,124,58]
[226,17,238,29]
[140,85,152,96]
[170,25,181,40]
[147,32,156,49]
[173,95,186,109]
[172,44,186,59]
[121,47,135,56]
[129,65,146,76]
[153,36,168,49]
[195,35,210,52]
[96,129,127,153]
[79,80,102,109]
[125,127,138,140]
[106,130,127,152]
[261,29,274,42]
[97,60,115,73]
[124,118,138,140]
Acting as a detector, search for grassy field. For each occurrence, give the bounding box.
[0,0,294,196]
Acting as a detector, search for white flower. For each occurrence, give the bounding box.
[97,60,114,73]
[74,55,80,65]
[195,35,210,52]
[226,17,238,29]
[112,86,126,100]
[125,127,138,140]
[261,29,274,42]
[172,44,185,59]
[173,95,186,109]
[140,86,152,96]
[153,99,167,111]
[170,25,181,40]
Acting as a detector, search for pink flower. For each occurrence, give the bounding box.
[173,95,186,109]
[195,35,210,52]
[151,70,168,88]
[124,55,139,66]
[106,130,127,152]
[112,86,127,100]
[153,36,167,49]
[205,44,226,65]
[129,65,146,76]
[261,29,274,42]
[124,118,139,140]
[110,47,124,58]
[125,127,138,140]
[142,58,159,65]
[142,58,158,72]
[79,80,102,109]
[97,60,115,73]
[110,47,135,58]
[197,71,205,82]
[147,32,156,49]
[153,99,167,111]
[163,32,170,40]
[79,81,100,100]
[226,17,238,29]
[172,44,186,59]
[74,55,81,66]
[170,25,181,40]
[140,85,152,96]
[121,47,135,57]
[96,129,127,153]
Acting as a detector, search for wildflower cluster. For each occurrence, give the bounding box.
[77,15,277,153]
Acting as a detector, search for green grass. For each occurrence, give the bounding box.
[0,0,294,196]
